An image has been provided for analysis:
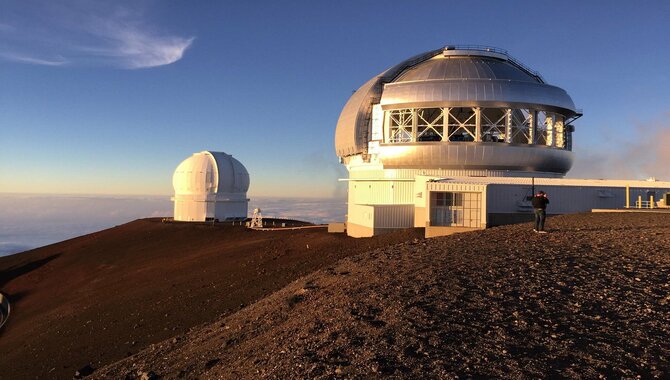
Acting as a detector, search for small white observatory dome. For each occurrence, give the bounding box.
[172,151,250,222]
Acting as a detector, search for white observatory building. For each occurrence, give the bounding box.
[172,151,250,222]
[335,45,670,237]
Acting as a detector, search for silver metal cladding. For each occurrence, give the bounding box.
[334,45,580,173]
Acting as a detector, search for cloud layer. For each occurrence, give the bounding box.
[569,113,670,180]
[0,2,193,69]
[0,195,346,256]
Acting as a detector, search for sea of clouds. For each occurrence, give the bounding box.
[0,194,346,256]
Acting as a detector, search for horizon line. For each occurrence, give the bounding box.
[0,191,346,200]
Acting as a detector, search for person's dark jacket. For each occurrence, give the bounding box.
[531,194,550,210]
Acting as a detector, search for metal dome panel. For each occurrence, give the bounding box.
[376,143,573,173]
[380,80,577,114]
[209,152,250,194]
[395,56,539,83]
[334,76,379,157]
[334,48,444,157]
[172,152,218,196]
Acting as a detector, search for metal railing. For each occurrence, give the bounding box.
[634,200,654,209]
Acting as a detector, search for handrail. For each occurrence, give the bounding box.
[444,44,510,55]
[635,200,652,208]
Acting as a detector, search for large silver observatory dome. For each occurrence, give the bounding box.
[335,46,581,175]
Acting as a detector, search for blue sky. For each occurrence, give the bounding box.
[1,0,668,198]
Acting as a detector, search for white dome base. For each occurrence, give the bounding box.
[173,198,248,222]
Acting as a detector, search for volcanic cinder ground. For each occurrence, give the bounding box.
[1,213,669,379]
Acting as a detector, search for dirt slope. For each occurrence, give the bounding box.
[95,213,670,379]
[0,219,422,379]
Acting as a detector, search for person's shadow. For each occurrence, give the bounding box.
[0,253,61,289]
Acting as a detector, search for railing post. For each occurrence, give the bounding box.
[625,185,630,208]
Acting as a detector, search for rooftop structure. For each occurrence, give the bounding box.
[172,151,249,222]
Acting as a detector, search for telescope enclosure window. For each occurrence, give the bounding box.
[383,107,570,149]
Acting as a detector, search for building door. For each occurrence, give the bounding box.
[430,192,481,227]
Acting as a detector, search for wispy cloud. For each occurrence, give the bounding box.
[0,52,68,66]
[0,194,345,256]
[249,197,346,224]
[0,22,15,32]
[0,2,194,69]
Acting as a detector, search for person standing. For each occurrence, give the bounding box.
[531,190,549,233]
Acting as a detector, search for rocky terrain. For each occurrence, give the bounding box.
[92,212,670,379]
[0,219,422,379]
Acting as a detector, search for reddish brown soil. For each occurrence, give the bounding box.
[93,213,670,379]
[0,219,423,379]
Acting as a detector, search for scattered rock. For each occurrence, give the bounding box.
[73,364,95,378]
[122,370,159,380]
[204,359,220,370]
[36,213,670,379]
[287,294,305,308]
[139,371,159,380]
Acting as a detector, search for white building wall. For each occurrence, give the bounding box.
[174,199,208,222]
[348,204,373,227]
[346,179,416,237]
[214,201,248,220]
[349,180,414,205]
[373,205,414,228]
[486,185,670,214]
[345,161,670,237]
[173,197,248,222]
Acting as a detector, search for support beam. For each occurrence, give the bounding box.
[555,116,565,148]
[444,107,451,141]
[439,108,446,141]
[505,108,512,143]
[529,110,537,144]
[384,109,391,143]
[474,107,481,142]
[411,108,418,142]
[546,113,554,147]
